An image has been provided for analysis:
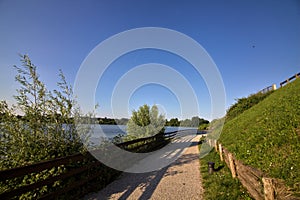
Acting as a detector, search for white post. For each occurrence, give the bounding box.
[218,144,223,161]
[214,140,218,152]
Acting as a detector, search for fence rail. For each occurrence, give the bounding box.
[206,139,298,200]
[0,132,174,199]
[257,71,299,94]
[280,72,300,87]
[258,85,276,94]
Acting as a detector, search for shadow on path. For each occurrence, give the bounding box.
[84,137,201,200]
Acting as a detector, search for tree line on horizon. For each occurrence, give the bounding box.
[0,115,209,128]
[87,116,209,128]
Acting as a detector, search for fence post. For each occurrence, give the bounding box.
[272,84,276,91]
[228,153,237,178]
[209,139,212,147]
[218,144,223,161]
[214,140,218,152]
[262,177,275,200]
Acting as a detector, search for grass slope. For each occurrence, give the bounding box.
[200,142,253,200]
[219,78,300,190]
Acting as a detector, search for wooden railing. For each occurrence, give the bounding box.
[0,132,174,199]
[280,72,300,87]
[258,85,275,94]
[257,72,299,94]
[0,152,108,199]
[206,139,298,200]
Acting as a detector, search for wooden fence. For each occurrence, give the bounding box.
[0,132,174,199]
[257,72,300,94]
[280,72,300,87]
[206,139,299,200]
[259,84,276,94]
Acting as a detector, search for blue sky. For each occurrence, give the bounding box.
[0,0,299,121]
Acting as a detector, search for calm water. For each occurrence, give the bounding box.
[89,125,196,144]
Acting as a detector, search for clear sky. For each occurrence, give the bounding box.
[0,0,299,121]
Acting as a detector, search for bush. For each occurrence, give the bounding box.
[198,123,209,130]
[127,104,165,138]
[226,91,273,121]
[0,55,92,170]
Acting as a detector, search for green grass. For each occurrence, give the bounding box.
[226,91,273,121]
[219,78,300,191]
[199,143,253,200]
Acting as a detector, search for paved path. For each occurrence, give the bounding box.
[84,134,204,200]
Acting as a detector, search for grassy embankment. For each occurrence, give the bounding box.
[219,78,300,193]
[199,138,253,200]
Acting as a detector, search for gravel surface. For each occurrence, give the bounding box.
[84,135,204,200]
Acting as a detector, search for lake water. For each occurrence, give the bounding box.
[89,125,196,142]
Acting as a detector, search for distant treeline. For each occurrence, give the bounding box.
[0,115,129,125]
[97,116,209,127]
[0,114,209,128]
[165,116,209,127]
[97,117,129,125]
[0,115,209,128]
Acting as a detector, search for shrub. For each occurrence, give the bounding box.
[127,104,165,138]
[226,91,273,122]
[0,55,91,170]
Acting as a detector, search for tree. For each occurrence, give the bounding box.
[180,116,209,127]
[0,55,91,170]
[165,118,180,126]
[198,123,209,130]
[127,104,165,138]
[180,118,192,127]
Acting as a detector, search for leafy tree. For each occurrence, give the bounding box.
[115,118,129,125]
[0,55,91,170]
[165,118,180,126]
[127,104,165,138]
[178,116,209,127]
[180,118,191,127]
[198,123,209,130]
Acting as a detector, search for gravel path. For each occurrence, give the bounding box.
[84,135,204,200]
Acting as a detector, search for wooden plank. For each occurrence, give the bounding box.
[236,163,262,190]
[237,170,264,200]
[235,160,264,200]
[280,72,300,87]
[235,160,263,178]
[228,153,236,178]
[262,177,275,200]
[116,132,162,147]
[0,132,167,181]
[218,144,223,161]
[221,147,299,200]
[0,153,87,180]
[214,140,218,152]
[222,148,230,167]
[0,132,170,199]
[39,166,120,200]
[0,161,102,199]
